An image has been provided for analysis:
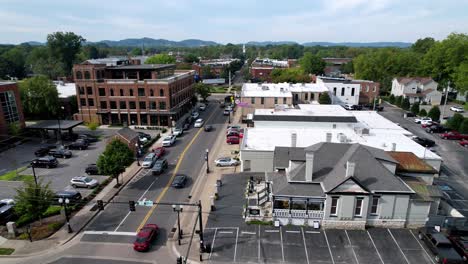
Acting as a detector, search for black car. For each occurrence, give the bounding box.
[78,134,98,143]
[426,124,450,134]
[53,190,82,205]
[171,175,187,188]
[48,149,72,159]
[412,136,436,147]
[66,141,88,150]
[31,156,58,168]
[85,164,99,175]
[204,125,213,132]
[0,200,15,225]
[34,145,56,157]
[418,227,464,263]
[151,159,168,175]
[404,111,416,117]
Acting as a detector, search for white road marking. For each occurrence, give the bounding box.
[218,231,233,234]
[264,230,279,233]
[280,226,285,262]
[83,153,89,157]
[83,231,136,236]
[286,230,300,233]
[209,228,218,259]
[301,228,310,264]
[409,230,436,264]
[323,230,336,264]
[234,228,239,262]
[241,231,256,235]
[345,230,360,264]
[367,230,385,264]
[258,226,261,263]
[387,229,410,264]
[306,231,320,234]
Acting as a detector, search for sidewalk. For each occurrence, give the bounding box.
[0,130,170,258]
[170,109,243,263]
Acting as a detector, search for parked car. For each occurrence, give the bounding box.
[194,118,204,128]
[171,175,188,188]
[141,153,157,168]
[75,138,91,146]
[226,131,240,138]
[85,164,99,175]
[182,123,190,131]
[412,136,436,147]
[440,131,468,140]
[78,134,98,143]
[66,140,89,150]
[450,106,464,113]
[219,101,226,108]
[173,128,183,137]
[152,147,166,158]
[70,176,98,188]
[226,136,240,144]
[204,125,213,132]
[133,224,159,252]
[151,159,168,175]
[138,132,152,141]
[342,104,355,110]
[31,156,58,168]
[448,235,468,261]
[223,109,231,116]
[53,190,82,204]
[404,112,416,117]
[0,199,15,225]
[426,124,450,134]
[199,104,206,111]
[226,127,240,134]
[459,140,468,148]
[34,145,56,157]
[162,135,176,147]
[48,148,72,159]
[422,121,437,128]
[214,157,240,167]
[227,125,241,130]
[418,227,464,263]
[191,112,200,119]
[415,117,432,124]
[61,133,78,141]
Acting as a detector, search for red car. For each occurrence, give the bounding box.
[226,136,240,144]
[152,147,166,158]
[440,131,468,140]
[133,224,158,252]
[460,140,468,148]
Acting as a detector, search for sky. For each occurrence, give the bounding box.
[0,0,467,44]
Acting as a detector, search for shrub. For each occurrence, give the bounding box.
[411,102,420,115]
[162,128,168,133]
[447,113,464,131]
[86,122,99,131]
[42,206,62,218]
[459,119,468,134]
[48,222,64,231]
[401,98,410,110]
[419,109,428,116]
[395,96,403,107]
[428,106,441,121]
[388,94,395,104]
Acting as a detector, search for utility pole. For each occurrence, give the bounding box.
[229,71,232,92]
[441,80,450,120]
[198,200,205,260]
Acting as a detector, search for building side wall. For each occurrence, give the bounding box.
[240,96,292,116]
[240,150,274,172]
[406,200,430,228]
[0,83,26,136]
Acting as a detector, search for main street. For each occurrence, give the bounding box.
[13,96,229,264]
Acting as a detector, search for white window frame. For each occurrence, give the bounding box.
[370,197,379,215]
[354,197,364,216]
[330,197,339,216]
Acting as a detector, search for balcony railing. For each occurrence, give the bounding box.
[273,209,324,219]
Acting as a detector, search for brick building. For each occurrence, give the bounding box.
[73,58,195,126]
[0,82,25,136]
[352,80,380,104]
[249,58,297,82]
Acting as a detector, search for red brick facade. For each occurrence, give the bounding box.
[0,82,25,136]
[250,67,274,82]
[353,80,380,104]
[73,62,195,126]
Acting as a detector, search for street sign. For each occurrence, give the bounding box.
[137,201,145,206]
[144,200,154,206]
[235,99,240,104]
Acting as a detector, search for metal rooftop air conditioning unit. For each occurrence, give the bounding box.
[262,86,269,90]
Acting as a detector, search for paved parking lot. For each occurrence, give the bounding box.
[205,226,435,264]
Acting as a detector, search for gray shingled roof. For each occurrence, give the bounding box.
[270,172,324,197]
[274,147,305,168]
[253,115,357,123]
[117,127,139,142]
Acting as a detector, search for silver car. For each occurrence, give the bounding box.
[141,153,157,168]
[214,157,240,167]
[70,176,98,188]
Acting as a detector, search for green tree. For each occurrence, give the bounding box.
[459,119,468,134]
[395,96,403,107]
[97,139,134,186]
[318,92,331,104]
[47,32,85,75]
[201,66,215,79]
[340,61,354,74]
[194,82,211,101]
[184,53,199,63]
[388,94,395,104]
[427,106,441,121]
[19,76,59,119]
[447,113,465,131]
[454,62,468,94]
[67,95,78,117]
[130,47,143,56]
[299,52,326,75]
[401,97,410,110]
[419,109,428,116]
[411,37,436,54]
[145,54,176,64]
[410,102,420,115]
[8,121,22,136]
[0,46,27,79]
[270,68,310,83]
[15,179,54,224]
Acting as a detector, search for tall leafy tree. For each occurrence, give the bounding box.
[454,62,468,93]
[15,179,54,224]
[419,109,428,117]
[145,54,176,64]
[459,119,468,134]
[19,76,59,119]
[411,102,420,115]
[447,113,465,131]
[97,139,135,186]
[299,52,326,75]
[319,92,331,104]
[184,53,199,63]
[47,32,86,75]
[412,37,436,54]
[401,98,410,110]
[427,106,441,121]
[270,68,310,83]
[194,82,211,102]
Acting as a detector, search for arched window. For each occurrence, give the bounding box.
[160,89,164,96]
[84,71,91,79]
[120,89,124,96]
[110,89,114,96]
[130,89,134,96]
[150,89,154,96]
[76,71,83,79]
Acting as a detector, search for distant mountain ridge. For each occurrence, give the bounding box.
[16,38,413,48]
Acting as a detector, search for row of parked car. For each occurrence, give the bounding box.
[414,117,468,148]
[419,227,468,263]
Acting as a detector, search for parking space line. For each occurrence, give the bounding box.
[285,230,300,233]
[258,226,261,263]
[234,227,239,262]
[409,230,436,264]
[323,230,336,264]
[387,229,410,264]
[301,228,310,264]
[265,230,279,233]
[280,226,285,263]
[305,231,320,234]
[241,231,256,235]
[218,231,233,234]
[366,231,385,264]
[344,230,360,264]
[209,227,218,259]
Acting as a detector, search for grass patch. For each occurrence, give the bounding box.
[0,248,15,255]
[0,168,33,182]
[210,86,228,93]
[246,220,273,226]
[47,222,64,231]
[42,206,62,218]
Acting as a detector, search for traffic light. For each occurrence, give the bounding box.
[129,201,136,211]
[176,256,183,264]
[97,200,104,211]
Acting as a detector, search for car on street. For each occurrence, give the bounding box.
[85,164,99,175]
[0,199,15,225]
[450,106,464,113]
[133,224,159,252]
[194,118,204,128]
[219,101,225,108]
[415,117,432,124]
[141,153,157,168]
[412,136,436,147]
[173,128,183,137]
[152,146,166,158]
[440,131,468,140]
[78,134,98,143]
[191,111,200,119]
[226,136,240,144]
[70,176,98,188]
[151,158,168,175]
[53,190,82,204]
[448,235,468,261]
[171,175,188,188]
[182,123,190,131]
[34,145,56,157]
[459,140,468,148]
[227,125,241,130]
[162,135,176,147]
[138,132,152,141]
[421,119,436,127]
[418,227,464,263]
[204,125,213,132]
[66,140,89,150]
[226,127,240,134]
[404,111,416,117]
[48,148,72,159]
[199,103,206,111]
[342,104,355,110]
[31,156,58,168]
[214,157,240,167]
[223,109,230,116]
[426,124,450,134]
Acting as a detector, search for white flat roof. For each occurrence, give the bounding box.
[255,104,353,117]
[241,83,327,97]
[55,83,76,98]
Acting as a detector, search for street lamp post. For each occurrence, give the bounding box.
[205,149,209,173]
[135,143,140,166]
[170,117,174,134]
[57,106,65,146]
[59,198,73,233]
[172,205,183,245]
[31,164,37,187]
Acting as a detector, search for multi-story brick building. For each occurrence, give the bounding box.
[192,59,240,78]
[73,58,195,126]
[0,82,25,136]
[249,58,297,82]
[353,80,380,104]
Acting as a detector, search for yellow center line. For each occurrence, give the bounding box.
[136,105,220,231]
